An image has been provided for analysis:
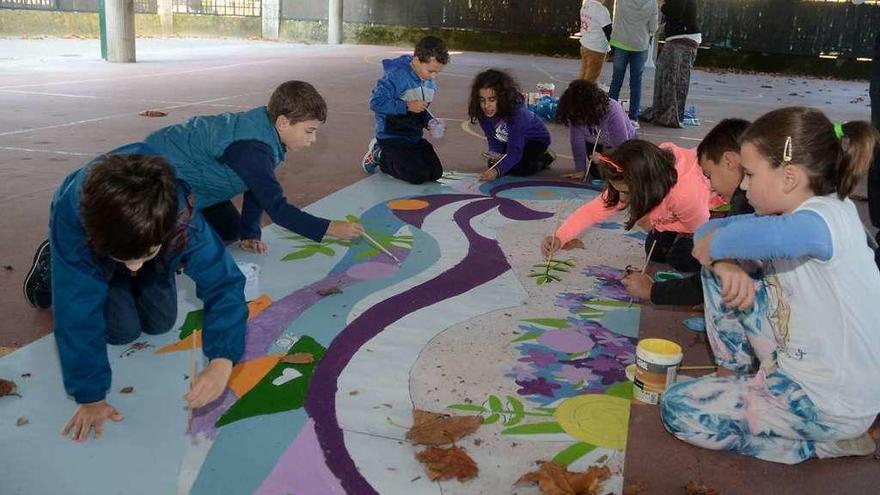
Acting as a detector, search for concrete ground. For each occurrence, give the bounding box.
[0,38,875,493]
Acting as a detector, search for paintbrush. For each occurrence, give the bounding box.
[188,331,197,432]
[581,129,602,183]
[679,365,718,371]
[627,238,658,307]
[362,231,402,265]
[545,197,567,266]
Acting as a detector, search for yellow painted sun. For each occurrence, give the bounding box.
[555,394,631,450]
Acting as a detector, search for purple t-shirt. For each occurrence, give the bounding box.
[478,104,551,175]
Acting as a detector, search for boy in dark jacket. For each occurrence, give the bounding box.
[361,36,449,184]
[23,145,248,442]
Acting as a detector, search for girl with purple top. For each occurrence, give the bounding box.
[556,80,637,181]
[468,69,555,181]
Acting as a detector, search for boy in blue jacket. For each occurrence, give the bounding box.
[23,144,248,442]
[361,36,449,184]
[145,80,363,254]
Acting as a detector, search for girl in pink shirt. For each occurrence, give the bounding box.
[541,139,712,271]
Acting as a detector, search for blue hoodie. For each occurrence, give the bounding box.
[50,143,248,404]
[369,55,435,143]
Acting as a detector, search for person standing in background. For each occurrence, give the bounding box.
[578,0,613,82]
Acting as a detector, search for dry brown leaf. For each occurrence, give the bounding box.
[415,446,478,481]
[685,478,718,495]
[623,480,648,495]
[139,110,168,117]
[281,353,315,364]
[316,286,343,296]
[516,462,611,495]
[406,409,482,445]
[119,386,134,394]
[0,378,18,397]
[561,239,586,250]
[16,416,28,427]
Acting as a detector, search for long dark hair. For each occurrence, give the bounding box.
[468,69,523,123]
[598,140,678,230]
[556,79,610,127]
[741,107,878,198]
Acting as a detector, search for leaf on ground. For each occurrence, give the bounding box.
[515,462,611,495]
[119,386,134,394]
[561,239,585,250]
[139,110,168,117]
[415,446,479,481]
[316,286,343,296]
[0,378,18,397]
[623,480,648,495]
[685,478,718,495]
[16,416,28,427]
[406,409,482,445]
[280,353,315,364]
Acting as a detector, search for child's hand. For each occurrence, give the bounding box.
[692,230,714,267]
[622,272,654,301]
[712,261,756,310]
[541,236,562,257]
[407,100,428,113]
[62,400,124,443]
[240,239,268,254]
[185,358,233,409]
[479,168,499,182]
[326,221,365,240]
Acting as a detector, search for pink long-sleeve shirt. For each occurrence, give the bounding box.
[555,143,712,244]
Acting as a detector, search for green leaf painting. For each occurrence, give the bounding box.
[528,258,575,285]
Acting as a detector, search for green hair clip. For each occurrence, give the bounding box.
[833,122,845,140]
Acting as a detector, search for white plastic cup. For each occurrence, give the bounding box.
[428,118,446,138]
[235,261,261,301]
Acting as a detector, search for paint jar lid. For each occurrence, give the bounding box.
[636,338,683,366]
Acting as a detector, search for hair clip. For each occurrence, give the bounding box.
[782,136,793,163]
[833,122,845,141]
[596,154,624,173]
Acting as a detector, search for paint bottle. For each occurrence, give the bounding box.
[632,338,683,405]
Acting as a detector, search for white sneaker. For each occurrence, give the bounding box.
[815,433,876,459]
[630,120,640,130]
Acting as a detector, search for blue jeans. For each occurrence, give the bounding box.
[105,260,177,345]
[608,47,648,121]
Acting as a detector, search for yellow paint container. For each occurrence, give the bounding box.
[633,338,683,404]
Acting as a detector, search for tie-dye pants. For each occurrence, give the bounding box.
[659,269,876,464]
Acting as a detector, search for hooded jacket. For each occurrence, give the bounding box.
[610,0,659,52]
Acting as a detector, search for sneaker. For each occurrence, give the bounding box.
[24,239,52,309]
[541,149,557,169]
[361,138,381,174]
[630,120,641,130]
[815,432,876,459]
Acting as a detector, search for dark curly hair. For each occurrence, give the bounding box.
[468,69,524,123]
[414,36,449,65]
[556,79,610,127]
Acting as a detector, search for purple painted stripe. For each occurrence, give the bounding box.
[489,179,601,196]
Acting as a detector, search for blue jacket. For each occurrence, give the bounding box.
[369,55,435,143]
[50,143,248,404]
[145,106,286,209]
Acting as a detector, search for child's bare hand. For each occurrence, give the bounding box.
[62,400,123,443]
[713,261,755,310]
[240,239,268,254]
[185,358,233,409]
[541,236,562,257]
[692,230,714,267]
[326,221,365,240]
[622,272,654,301]
[479,168,499,182]
[407,100,428,113]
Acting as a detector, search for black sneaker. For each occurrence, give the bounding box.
[24,240,52,309]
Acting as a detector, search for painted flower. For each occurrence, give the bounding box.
[518,348,558,369]
[555,365,600,385]
[515,377,562,398]
[538,330,595,354]
[510,364,538,382]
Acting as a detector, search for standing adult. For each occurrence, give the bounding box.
[607,0,659,128]
[641,0,701,128]
[578,0,613,82]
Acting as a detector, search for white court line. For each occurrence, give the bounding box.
[531,62,570,83]
[0,146,92,156]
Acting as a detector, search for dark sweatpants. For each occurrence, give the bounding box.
[378,138,443,185]
[502,140,554,177]
[201,200,242,243]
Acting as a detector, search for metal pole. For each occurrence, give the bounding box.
[328,0,343,44]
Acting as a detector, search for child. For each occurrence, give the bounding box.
[578,0,612,82]
[542,139,711,272]
[145,80,363,254]
[469,69,555,181]
[556,79,636,181]
[663,107,880,464]
[22,144,248,442]
[622,118,753,304]
[869,30,880,269]
[607,0,659,127]
[361,35,449,184]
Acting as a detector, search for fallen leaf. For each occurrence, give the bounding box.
[415,446,478,481]
[406,409,482,445]
[16,416,28,427]
[0,378,18,397]
[119,386,134,394]
[280,353,315,364]
[623,480,648,495]
[139,110,168,117]
[316,286,342,296]
[685,478,718,495]
[516,462,611,495]
[561,239,585,250]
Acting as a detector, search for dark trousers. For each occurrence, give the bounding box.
[105,260,177,345]
[504,140,554,177]
[378,138,443,185]
[201,200,241,243]
[645,229,701,273]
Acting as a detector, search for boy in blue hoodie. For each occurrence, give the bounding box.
[23,145,247,442]
[145,81,363,255]
[361,36,449,184]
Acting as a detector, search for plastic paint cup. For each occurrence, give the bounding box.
[633,338,683,404]
[428,118,445,139]
[235,261,261,301]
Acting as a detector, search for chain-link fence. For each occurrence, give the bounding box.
[172,0,259,17]
[0,0,55,10]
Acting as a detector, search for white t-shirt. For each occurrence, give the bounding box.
[766,195,880,418]
[580,0,612,53]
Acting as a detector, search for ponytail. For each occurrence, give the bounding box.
[837,121,879,198]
